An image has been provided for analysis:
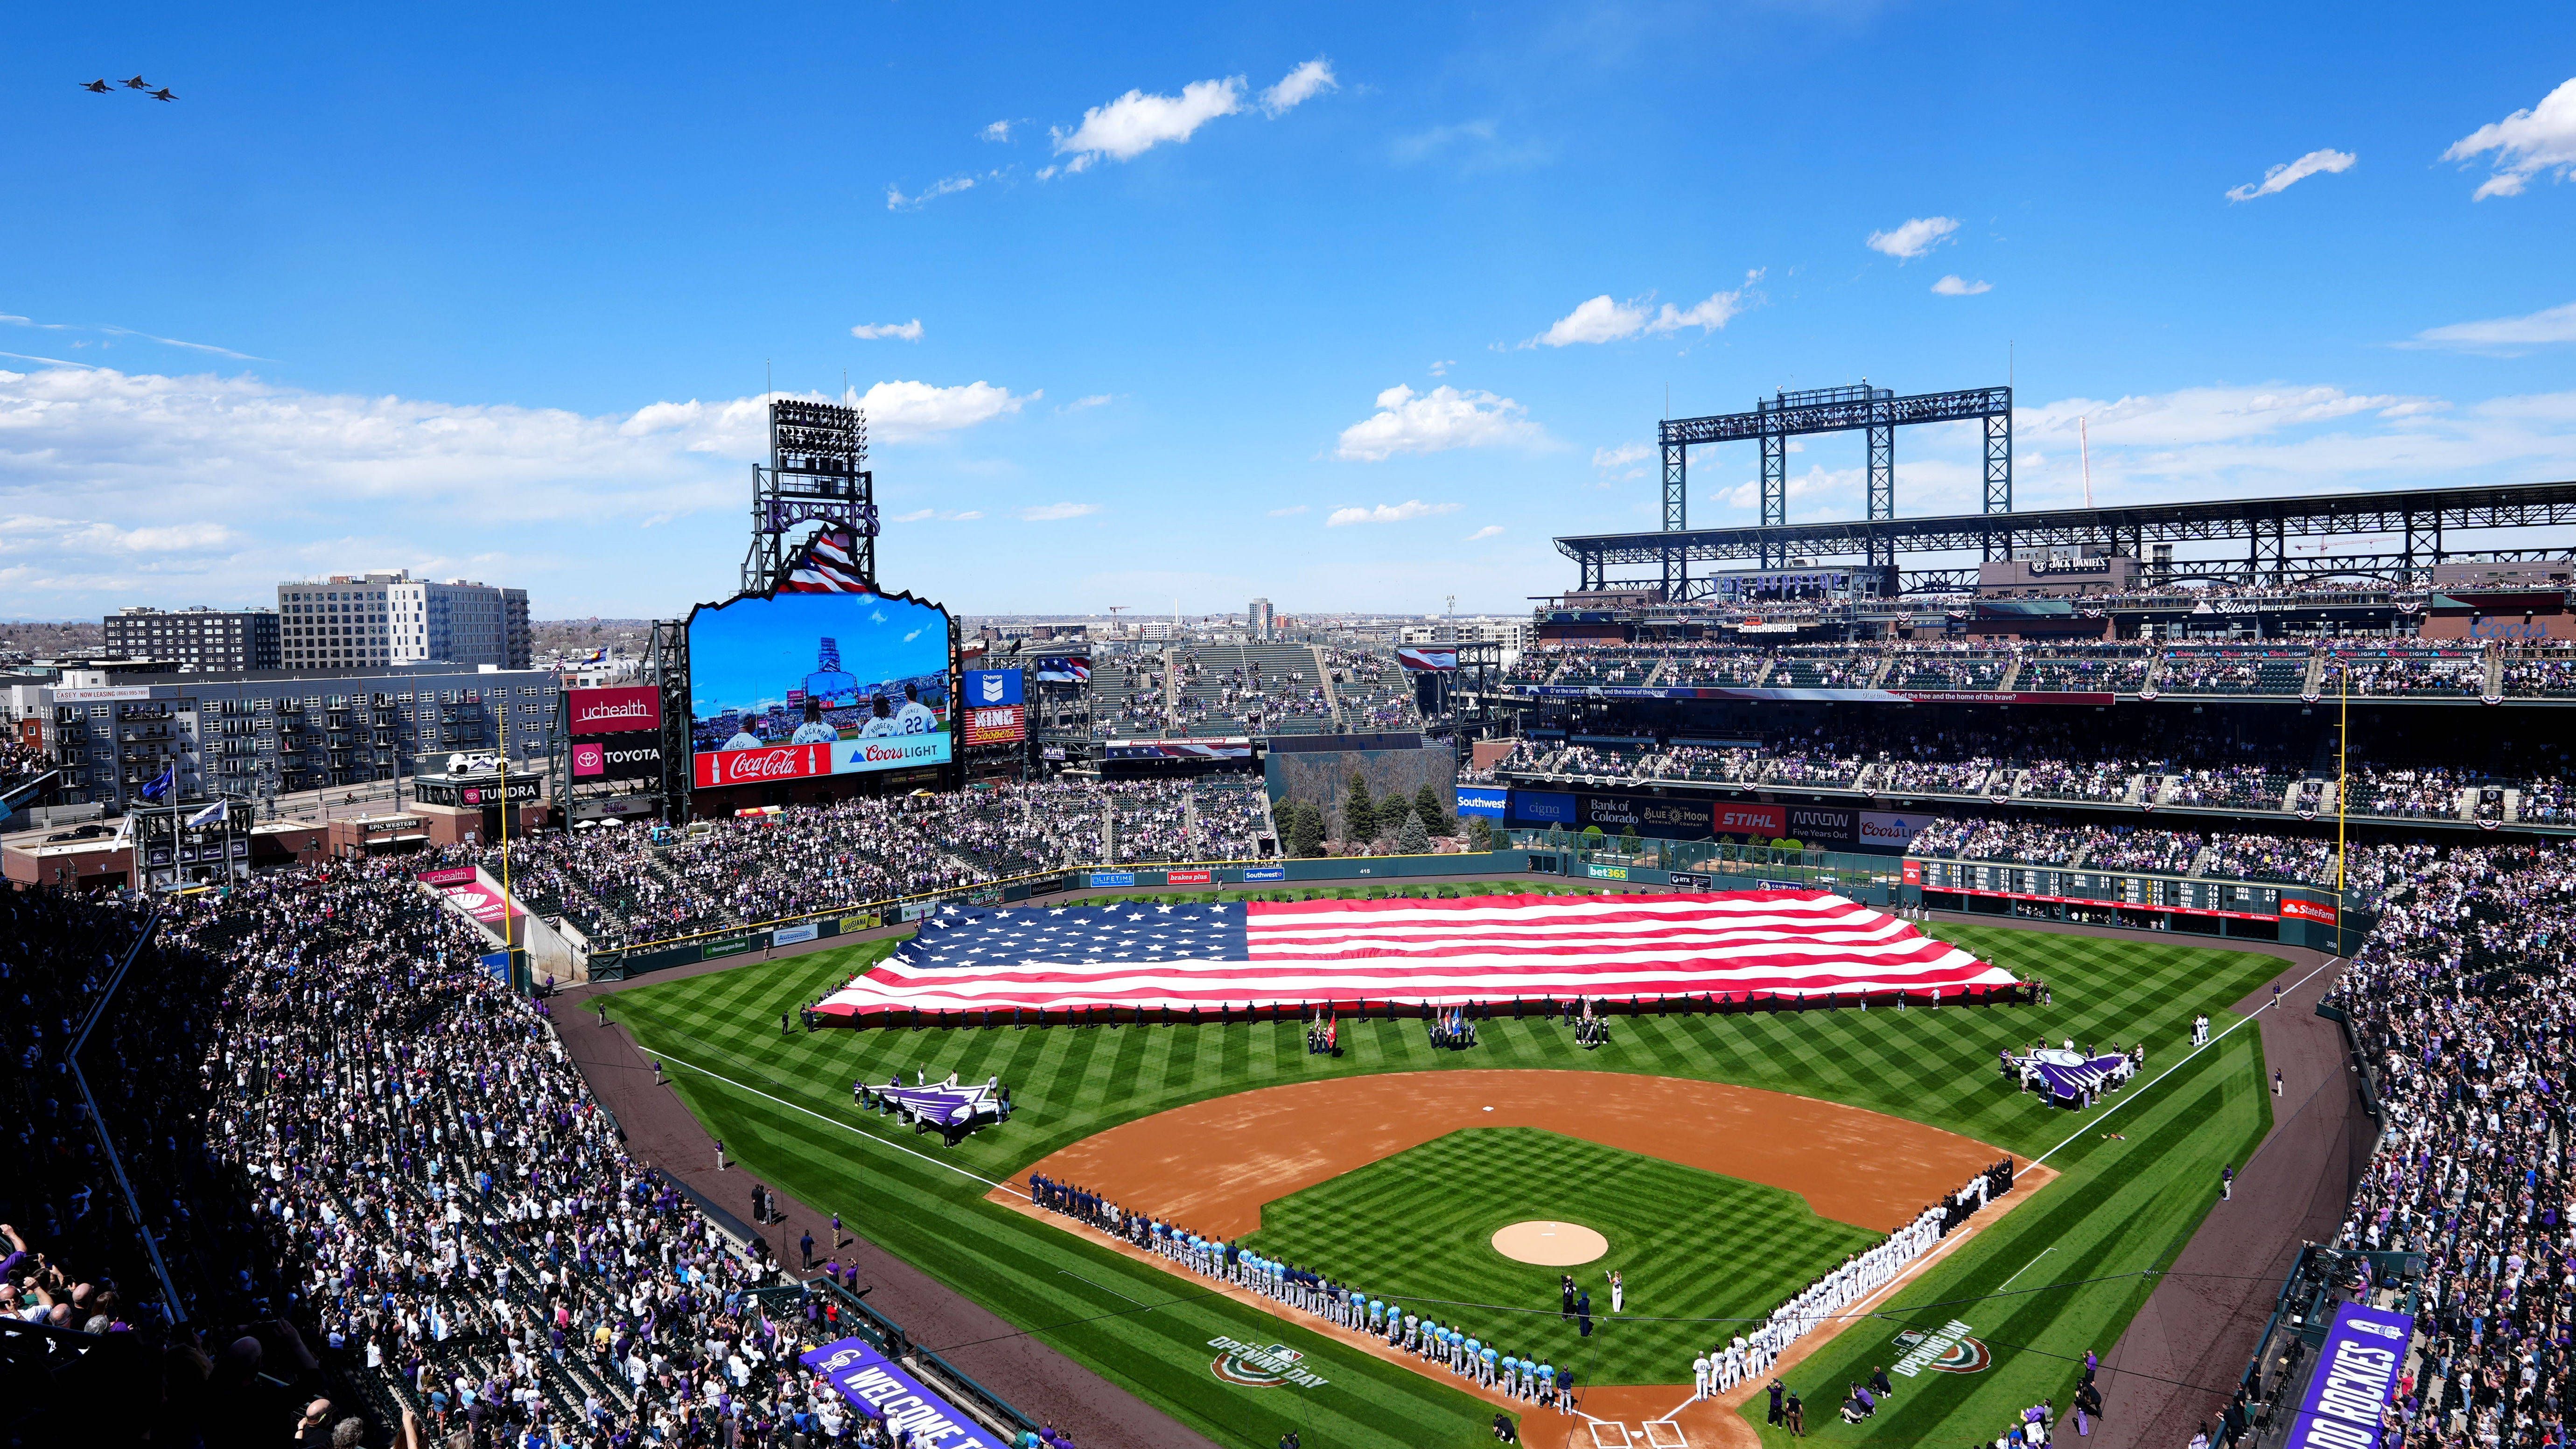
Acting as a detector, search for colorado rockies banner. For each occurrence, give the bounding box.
[2280,1302,2414,1449]
[798,1337,1010,1449]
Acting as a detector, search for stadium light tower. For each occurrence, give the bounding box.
[742,399,877,595]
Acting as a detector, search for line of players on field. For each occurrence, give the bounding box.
[1027,1173,1579,1414]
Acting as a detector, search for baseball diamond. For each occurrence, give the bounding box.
[592,903,2290,1448]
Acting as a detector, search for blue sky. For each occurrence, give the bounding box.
[4,3,2574,619]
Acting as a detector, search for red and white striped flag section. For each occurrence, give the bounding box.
[810,890,2015,1018]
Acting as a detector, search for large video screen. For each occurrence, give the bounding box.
[688,588,952,788]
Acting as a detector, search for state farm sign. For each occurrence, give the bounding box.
[569,686,662,736]
[693,742,833,789]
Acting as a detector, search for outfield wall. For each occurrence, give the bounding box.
[588,836,2360,980]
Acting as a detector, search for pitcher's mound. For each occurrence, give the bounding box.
[1491,1220,1608,1266]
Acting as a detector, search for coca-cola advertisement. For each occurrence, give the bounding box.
[687,585,953,784]
[569,686,662,735]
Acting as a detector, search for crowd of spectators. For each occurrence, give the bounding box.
[2331,650,2488,698]
[2320,841,2576,1449]
[2497,650,2576,699]
[0,861,1029,1449]
[471,777,1272,948]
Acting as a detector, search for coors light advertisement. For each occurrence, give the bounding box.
[687,587,953,789]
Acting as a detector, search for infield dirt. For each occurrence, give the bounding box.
[997,1067,2016,1234]
[994,1068,2053,1448]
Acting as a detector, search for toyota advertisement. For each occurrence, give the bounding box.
[959,668,1028,747]
[573,737,664,781]
[687,587,953,790]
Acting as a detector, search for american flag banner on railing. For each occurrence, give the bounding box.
[811,890,2015,1018]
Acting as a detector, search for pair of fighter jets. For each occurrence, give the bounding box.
[82,76,176,101]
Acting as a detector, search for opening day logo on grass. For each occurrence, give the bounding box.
[1207,1337,1330,1390]
[1891,1321,1992,1376]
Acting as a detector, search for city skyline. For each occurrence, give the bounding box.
[4,5,2573,620]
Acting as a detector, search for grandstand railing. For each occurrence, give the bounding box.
[65,905,187,1328]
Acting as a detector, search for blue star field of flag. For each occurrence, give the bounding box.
[900,903,1250,971]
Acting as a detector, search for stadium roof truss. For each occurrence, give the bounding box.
[1651,383,2015,595]
[1560,479,2576,599]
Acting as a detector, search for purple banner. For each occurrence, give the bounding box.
[2282,1301,2413,1449]
[798,1337,1012,1449]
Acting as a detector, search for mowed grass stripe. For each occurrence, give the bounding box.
[1239,1127,1875,1385]
[612,913,2283,1449]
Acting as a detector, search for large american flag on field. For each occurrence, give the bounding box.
[810,890,2016,1018]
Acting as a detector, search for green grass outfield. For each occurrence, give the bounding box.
[1239,1127,1879,1385]
[609,889,2280,1449]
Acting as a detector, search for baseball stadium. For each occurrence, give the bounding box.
[16,379,2565,1449]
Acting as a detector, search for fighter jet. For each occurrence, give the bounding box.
[82,79,112,93]
[149,88,175,101]
[122,76,150,90]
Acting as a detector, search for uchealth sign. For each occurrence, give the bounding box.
[568,686,662,735]
[573,735,665,780]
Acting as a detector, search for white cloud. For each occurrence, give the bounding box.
[1720,464,1859,512]
[2018,384,2423,448]
[851,320,924,342]
[1046,61,1334,176]
[1465,524,1505,541]
[0,366,1024,609]
[1267,504,1309,517]
[3,310,267,362]
[854,379,1031,440]
[1536,295,1649,347]
[2405,301,2576,354]
[1335,384,1546,461]
[1062,393,1114,411]
[888,508,936,523]
[886,176,975,210]
[2225,147,2357,202]
[1259,58,1337,116]
[980,120,1012,142]
[2444,77,2576,200]
[1428,359,1456,377]
[1019,501,1099,521]
[1324,500,1461,526]
[1050,77,1245,173]
[1593,442,1653,471]
[1865,216,1959,260]
[1931,275,1992,296]
[1531,272,1763,346]
[952,510,984,521]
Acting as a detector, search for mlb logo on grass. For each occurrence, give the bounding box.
[962,669,1022,707]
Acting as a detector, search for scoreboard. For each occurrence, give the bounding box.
[1910,859,2314,922]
